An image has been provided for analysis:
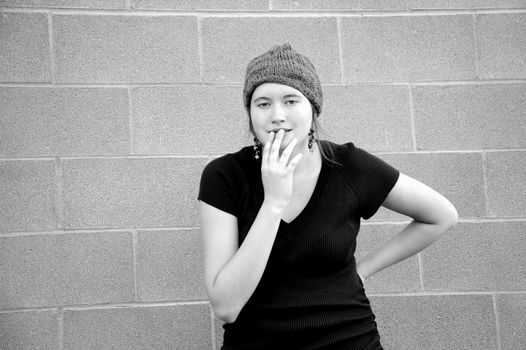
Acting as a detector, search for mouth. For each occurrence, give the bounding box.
[268,128,292,133]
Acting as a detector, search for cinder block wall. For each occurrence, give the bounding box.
[1,1,525,349]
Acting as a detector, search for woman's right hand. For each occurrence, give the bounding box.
[261,129,303,210]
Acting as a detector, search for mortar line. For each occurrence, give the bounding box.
[197,16,205,82]
[417,253,425,290]
[210,304,217,350]
[62,300,211,311]
[3,293,525,313]
[336,17,345,83]
[5,218,526,238]
[2,79,526,88]
[268,0,273,11]
[374,148,526,154]
[0,227,201,238]
[2,8,526,16]
[363,217,526,225]
[131,230,139,301]
[481,152,491,217]
[0,149,524,162]
[0,228,202,238]
[367,290,526,297]
[47,11,56,85]
[57,308,64,350]
[492,294,502,350]
[0,154,211,160]
[472,12,481,79]
[128,87,134,154]
[408,85,417,151]
[55,157,64,230]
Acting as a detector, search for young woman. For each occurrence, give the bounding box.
[198,43,458,350]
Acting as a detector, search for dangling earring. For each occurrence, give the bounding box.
[308,127,315,153]
[253,137,262,160]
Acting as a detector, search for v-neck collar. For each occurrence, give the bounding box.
[278,158,331,238]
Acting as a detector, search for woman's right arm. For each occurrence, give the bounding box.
[200,130,301,323]
[200,201,283,323]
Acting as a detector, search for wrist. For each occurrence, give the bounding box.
[262,198,288,213]
[260,200,286,218]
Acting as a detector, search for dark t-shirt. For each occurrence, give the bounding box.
[198,141,400,350]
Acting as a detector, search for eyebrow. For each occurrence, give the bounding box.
[253,94,302,102]
[283,94,302,99]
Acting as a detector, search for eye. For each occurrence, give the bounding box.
[285,99,299,105]
[256,102,270,108]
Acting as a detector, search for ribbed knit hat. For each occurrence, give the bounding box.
[243,43,323,116]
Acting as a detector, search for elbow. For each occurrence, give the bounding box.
[438,202,459,232]
[211,303,240,324]
[205,278,244,323]
[208,294,242,323]
[419,201,458,239]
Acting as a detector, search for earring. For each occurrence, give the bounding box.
[253,137,262,160]
[308,127,315,153]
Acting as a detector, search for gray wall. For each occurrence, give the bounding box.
[1,1,525,349]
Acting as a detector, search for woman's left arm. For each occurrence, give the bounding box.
[356,173,459,281]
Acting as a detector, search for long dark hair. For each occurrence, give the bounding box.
[311,108,340,166]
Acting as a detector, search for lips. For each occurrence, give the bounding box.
[268,128,292,133]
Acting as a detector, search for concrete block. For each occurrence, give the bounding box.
[0,311,58,350]
[341,15,476,82]
[413,84,526,150]
[201,17,340,83]
[137,229,206,301]
[370,152,486,222]
[62,157,207,228]
[0,87,130,157]
[0,232,134,308]
[272,0,407,10]
[0,160,57,233]
[371,294,497,350]
[0,12,50,82]
[1,0,126,8]
[357,223,421,292]
[53,15,199,83]
[132,0,268,10]
[478,13,526,79]
[132,86,250,155]
[486,151,526,218]
[497,293,526,350]
[63,304,212,350]
[321,85,413,152]
[421,222,526,290]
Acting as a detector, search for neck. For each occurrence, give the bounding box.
[292,142,322,175]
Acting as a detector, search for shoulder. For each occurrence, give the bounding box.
[202,146,254,178]
[320,140,371,168]
[321,141,400,219]
[198,146,256,216]
[321,139,399,188]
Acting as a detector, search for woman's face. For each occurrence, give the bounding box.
[250,83,313,152]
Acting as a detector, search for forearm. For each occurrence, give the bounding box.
[210,201,283,322]
[356,220,452,280]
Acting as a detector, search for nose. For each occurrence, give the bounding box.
[270,103,286,124]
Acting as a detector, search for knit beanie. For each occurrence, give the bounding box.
[243,43,323,116]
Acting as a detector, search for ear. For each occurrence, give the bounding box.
[248,114,255,136]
